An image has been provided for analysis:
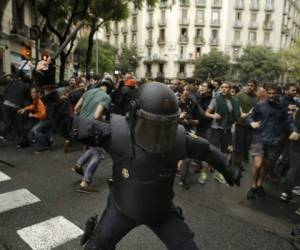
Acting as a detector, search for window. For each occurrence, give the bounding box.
[249,31,257,44]
[235,0,243,8]
[115,36,118,46]
[264,31,270,42]
[159,64,164,73]
[180,46,185,59]
[147,48,152,59]
[212,29,218,39]
[266,0,272,6]
[265,13,271,23]
[212,10,220,24]
[180,28,188,37]
[250,0,259,8]
[213,0,221,6]
[233,48,239,60]
[182,9,188,20]
[179,64,185,73]
[146,64,152,74]
[161,10,166,21]
[123,35,127,44]
[149,31,153,40]
[195,47,201,59]
[159,29,165,41]
[149,13,153,23]
[196,9,205,23]
[236,12,242,21]
[250,12,257,22]
[196,28,203,37]
[132,33,137,43]
[234,30,241,40]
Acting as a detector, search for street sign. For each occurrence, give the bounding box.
[30,25,41,40]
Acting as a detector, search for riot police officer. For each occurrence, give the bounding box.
[51,82,241,250]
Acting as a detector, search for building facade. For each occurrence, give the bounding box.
[103,0,300,80]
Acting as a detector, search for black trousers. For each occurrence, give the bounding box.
[84,196,198,250]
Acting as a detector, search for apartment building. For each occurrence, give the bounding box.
[103,0,300,80]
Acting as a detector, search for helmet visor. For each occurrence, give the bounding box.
[134,110,179,153]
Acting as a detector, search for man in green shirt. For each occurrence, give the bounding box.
[234,80,259,170]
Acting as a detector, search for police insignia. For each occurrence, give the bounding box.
[122,168,130,179]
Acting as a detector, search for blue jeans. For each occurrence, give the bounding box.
[31,120,52,150]
[77,147,104,183]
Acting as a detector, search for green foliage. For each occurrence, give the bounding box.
[194,50,230,81]
[237,46,284,83]
[282,39,300,82]
[116,47,139,74]
[75,37,117,76]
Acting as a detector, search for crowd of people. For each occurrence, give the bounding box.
[0,57,300,217]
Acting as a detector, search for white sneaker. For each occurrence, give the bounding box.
[198,172,208,185]
[293,189,300,196]
[214,172,227,184]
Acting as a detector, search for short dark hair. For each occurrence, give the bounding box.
[285,83,296,91]
[248,80,258,86]
[265,84,279,93]
[214,79,222,86]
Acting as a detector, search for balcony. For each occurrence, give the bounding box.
[232,40,242,47]
[121,43,127,49]
[131,24,137,32]
[210,19,221,27]
[10,23,30,39]
[157,37,166,46]
[146,21,154,29]
[211,0,222,8]
[160,1,168,8]
[195,18,205,26]
[263,21,273,30]
[248,40,257,46]
[249,22,258,29]
[121,26,128,33]
[233,20,243,29]
[159,19,167,27]
[178,35,189,44]
[194,36,205,45]
[210,38,219,46]
[250,3,259,11]
[180,18,189,26]
[146,39,153,47]
[180,0,190,7]
[265,4,274,12]
[235,1,244,10]
[195,0,205,7]
[177,72,187,79]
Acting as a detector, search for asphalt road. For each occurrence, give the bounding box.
[0,138,297,250]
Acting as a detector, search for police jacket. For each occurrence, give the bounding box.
[69,114,231,222]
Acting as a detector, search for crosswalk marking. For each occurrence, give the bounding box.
[0,189,40,213]
[0,171,11,183]
[17,216,83,250]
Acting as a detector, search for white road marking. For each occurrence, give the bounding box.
[0,189,40,213]
[17,216,83,250]
[0,171,11,182]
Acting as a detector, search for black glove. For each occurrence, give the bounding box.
[223,167,242,186]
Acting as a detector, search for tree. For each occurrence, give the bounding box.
[282,39,300,82]
[116,47,139,74]
[84,0,157,76]
[38,0,88,81]
[237,46,284,83]
[194,50,230,81]
[75,37,117,76]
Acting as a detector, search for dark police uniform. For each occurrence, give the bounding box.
[51,83,240,250]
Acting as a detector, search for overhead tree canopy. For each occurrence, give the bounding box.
[194,50,230,81]
[116,47,139,74]
[75,37,117,76]
[282,39,300,83]
[237,46,285,83]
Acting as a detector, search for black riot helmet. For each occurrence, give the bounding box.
[128,82,180,154]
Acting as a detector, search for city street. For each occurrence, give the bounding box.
[0,138,297,250]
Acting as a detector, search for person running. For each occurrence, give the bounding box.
[72,81,111,192]
[247,84,293,199]
[234,80,258,170]
[205,82,240,184]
